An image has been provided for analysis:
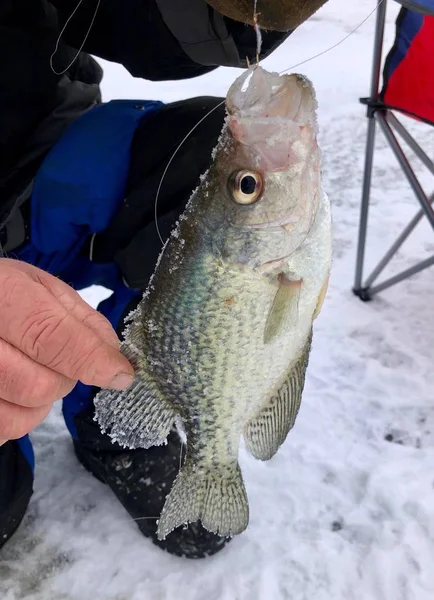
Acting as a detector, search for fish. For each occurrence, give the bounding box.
[94,65,332,541]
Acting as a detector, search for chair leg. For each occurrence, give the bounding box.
[353,0,387,299]
[353,116,377,300]
[388,112,434,177]
[354,113,434,299]
[364,199,433,290]
[352,0,434,300]
[368,255,434,296]
[377,113,434,230]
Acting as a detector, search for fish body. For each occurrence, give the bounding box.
[95,66,332,540]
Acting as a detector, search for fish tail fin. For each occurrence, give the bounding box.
[156,461,249,540]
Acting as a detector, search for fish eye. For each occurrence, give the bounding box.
[230,170,263,205]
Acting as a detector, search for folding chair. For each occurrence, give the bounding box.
[353,0,434,301]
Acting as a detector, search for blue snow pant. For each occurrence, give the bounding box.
[12,98,163,468]
[0,94,226,549]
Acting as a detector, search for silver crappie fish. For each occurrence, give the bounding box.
[95,66,332,540]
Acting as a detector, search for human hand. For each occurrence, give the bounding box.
[0,259,134,444]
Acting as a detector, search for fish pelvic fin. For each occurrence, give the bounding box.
[264,275,302,345]
[94,367,177,450]
[244,332,312,461]
[157,461,249,540]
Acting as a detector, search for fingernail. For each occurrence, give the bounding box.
[109,372,134,391]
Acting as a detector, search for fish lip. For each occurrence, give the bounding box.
[227,68,311,125]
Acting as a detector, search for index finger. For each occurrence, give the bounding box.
[3,259,121,349]
[0,267,134,389]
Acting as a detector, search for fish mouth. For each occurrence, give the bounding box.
[226,67,317,172]
[226,66,314,125]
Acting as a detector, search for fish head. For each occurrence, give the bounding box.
[204,66,321,270]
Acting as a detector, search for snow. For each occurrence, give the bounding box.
[3,1,434,598]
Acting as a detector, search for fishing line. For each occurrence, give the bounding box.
[153,1,384,242]
[253,0,262,59]
[178,441,185,477]
[279,0,385,74]
[50,0,101,76]
[154,99,226,245]
[153,0,267,244]
[131,439,185,523]
[48,0,386,247]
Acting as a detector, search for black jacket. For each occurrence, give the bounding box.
[0,0,289,237]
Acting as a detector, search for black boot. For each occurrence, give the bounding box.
[73,404,231,559]
[0,439,34,549]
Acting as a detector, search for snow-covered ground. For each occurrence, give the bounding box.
[3,1,434,598]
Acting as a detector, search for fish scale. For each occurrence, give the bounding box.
[95,66,332,540]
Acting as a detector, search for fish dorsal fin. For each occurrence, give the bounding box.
[94,304,179,449]
[94,341,178,449]
[244,333,312,461]
[263,274,302,345]
[94,375,177,449]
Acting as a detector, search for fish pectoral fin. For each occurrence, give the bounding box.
[244,333,312,461]
[157,461,249,540]
[94,369,177,450]
[264,274,302,345]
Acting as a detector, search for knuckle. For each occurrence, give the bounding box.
[20,309,69,365]
[1,271,24,308]
[6,293,114,383]
[53,288,77,312]
[0,363,16,399]
[0,348,67,407]
[81,312,118,344]
[27,373,65,406]
[81,311,104,330]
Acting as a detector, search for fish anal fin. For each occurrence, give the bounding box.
[264,275,302,345]
[244,333,312,460]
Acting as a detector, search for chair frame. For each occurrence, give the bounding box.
[353,0,434,301]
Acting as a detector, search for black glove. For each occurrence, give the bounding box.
[88,96,226,290]
[155,0,292,69]
[53,0,292,78]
